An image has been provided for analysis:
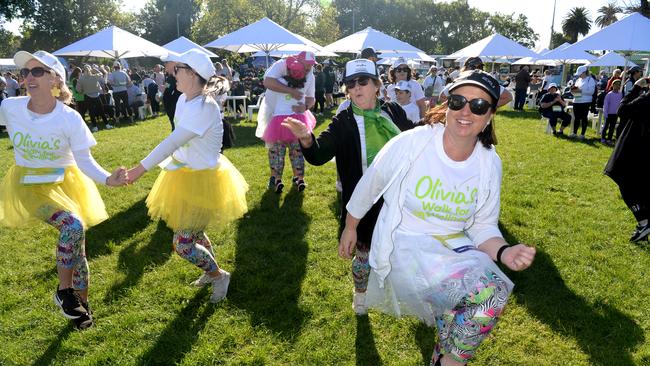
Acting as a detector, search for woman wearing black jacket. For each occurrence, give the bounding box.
[604,77,650,242]
[282,59,413,314]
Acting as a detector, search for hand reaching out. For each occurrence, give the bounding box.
[106,166,128,187]
[291,102,307,114]
[289,88,304,100]
[127,164,147,184]
[500,244,536,271]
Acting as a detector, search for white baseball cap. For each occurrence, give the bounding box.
[547,83,558,90]
[394,80,411,92]
[162,48,215,81]
[14,50,66,80]
[574,65,588,76]
[344,59,378,82]
[392,57,408,69]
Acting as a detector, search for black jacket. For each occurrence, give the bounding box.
[604,87,649,184]
[301,101,414,242]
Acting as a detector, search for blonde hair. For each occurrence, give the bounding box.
[55,74,72,104]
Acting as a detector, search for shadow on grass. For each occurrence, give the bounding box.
[355,315,382,365]
[85,199,151,259]
[230,188,311,340]
[33,323,74,366]
[138,287,216,364]
[230,124,262,149]
[103,220,172,303]
[502,226,644,366]
[414,322,437,365]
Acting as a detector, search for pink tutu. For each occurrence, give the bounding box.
[262,111,317,144]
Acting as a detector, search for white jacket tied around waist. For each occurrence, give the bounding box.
[346,124,504,287]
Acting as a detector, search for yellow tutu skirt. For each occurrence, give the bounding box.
[0,165,108,228]
[146,155,249,231]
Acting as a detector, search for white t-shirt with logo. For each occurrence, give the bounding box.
[400,130,480,237]
[171,94,224,170]
[386,80,424,104]
[264,59,315,98]
[271,78,306,116]
[0,96,96,168]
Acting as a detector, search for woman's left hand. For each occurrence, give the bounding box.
[501,244,536,271]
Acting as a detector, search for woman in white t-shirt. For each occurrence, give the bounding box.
[341,71,536,366]
[127,49,248,304]
[258,55,317,193]
[0,50,128,330]
[386,58,427,119]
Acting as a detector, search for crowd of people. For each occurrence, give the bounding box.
[0,44,648,366]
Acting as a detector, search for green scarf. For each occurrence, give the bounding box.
[352,101,401,166]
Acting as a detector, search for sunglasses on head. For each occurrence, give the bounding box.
[173,64,193,75]
[448,94,493,115]
[344,76,371,89]
[395,67,410,73]
[20,67,51,78]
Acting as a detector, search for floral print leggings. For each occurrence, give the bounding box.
[172,230,219,273]
[352,241,370,293]
[268,142,304,181]
[45,210,89,290]
[434,270,510,363]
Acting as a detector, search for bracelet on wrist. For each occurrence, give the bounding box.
[496,245,510,264]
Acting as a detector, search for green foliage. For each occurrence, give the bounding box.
[2,110,650,365]
[624,0,650,18]
[138,0,201,46]
[595,4,621,28]
[561,7,592,43]
[550,31,570,49]
[0,0,34,19]
[489,13,539,49]
[0,25,21,57]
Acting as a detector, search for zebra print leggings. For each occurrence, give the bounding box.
[434,270,510,363]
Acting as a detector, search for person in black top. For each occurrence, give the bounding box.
[281,59,413,315]
[161,60,182,131]
[539,83,571,135]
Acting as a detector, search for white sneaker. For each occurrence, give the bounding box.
[191,272,212,287]
[90,126,99,133]
[352,291,368,315]
[209,270,231,303]
[105,124,114,130]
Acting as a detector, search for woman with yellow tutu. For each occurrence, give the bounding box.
[127,49,248,303]
[0,51,128,329]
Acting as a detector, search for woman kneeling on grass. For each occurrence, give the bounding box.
[0,50,128,330]
[340,70,536,365]
[127,49,248,303]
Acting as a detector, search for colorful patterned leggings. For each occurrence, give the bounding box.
[434,270,509,363]
[45,210,89,290]
[352,241,370,292]
[268,142,304,180]
[173,230,219,273]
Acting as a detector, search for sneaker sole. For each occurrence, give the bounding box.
[631,227,650,242]
[53,293,82,320]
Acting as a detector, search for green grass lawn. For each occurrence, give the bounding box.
[0,108,648,365]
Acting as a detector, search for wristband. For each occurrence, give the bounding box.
[496,245,510,264]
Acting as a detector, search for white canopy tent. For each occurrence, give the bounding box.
[569,12,650,75]
[446,33,538,71]
[53,26,169,59]
[589,51,639,68]
[163,36,218,58]
[377,51,436,63]
[533,43,595,86]
[324,27,424,54]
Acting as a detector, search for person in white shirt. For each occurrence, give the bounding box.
[127,49,248,304]
[394,80,421,123]
[0,50,128,330]
[386,58,427,118]
[569,65,597,140]
[341,70,536,366]
[422,66,445,107]
[259,51,317,192]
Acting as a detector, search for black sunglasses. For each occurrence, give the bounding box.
[173,65,193,75]
[394,67,410,73]
[344,76,371,89]
[20,67,50,78]
[448,94,493,115]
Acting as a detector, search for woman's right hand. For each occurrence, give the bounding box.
[338,227,357,259]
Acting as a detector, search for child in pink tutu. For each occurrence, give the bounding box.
[259,53,317,193]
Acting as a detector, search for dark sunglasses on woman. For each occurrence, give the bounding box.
[20,67,50,78]
[448,94,493,115]
[394,67,410,73]
[344,76,371,89]
[173,64,193,75]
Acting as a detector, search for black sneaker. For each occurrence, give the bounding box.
[73,301,93,330]
[268,176,283,193]
[630,223,650,242]
[292,177,306,192]
[53,287,87,319]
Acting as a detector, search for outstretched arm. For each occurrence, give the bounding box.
[72,148,127,186]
